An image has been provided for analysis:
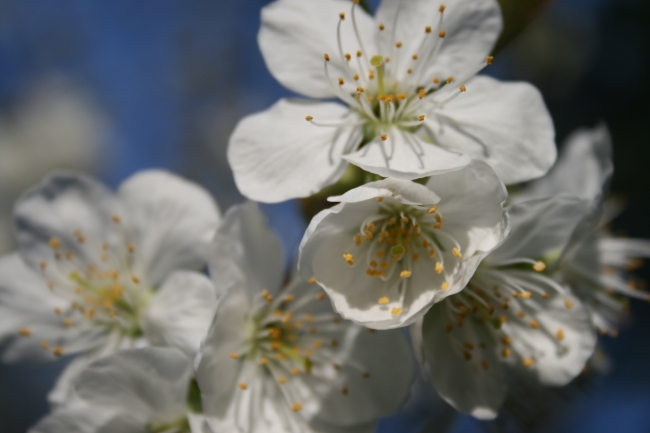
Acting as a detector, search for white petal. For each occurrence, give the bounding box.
[13,172,120,272]
[228,99,360,203]
[118,170,220,287]
[209,202,284,298]
[0,254,97,363]
[29,403,128,433]
[424,76,556,184]
[330,177,440,206]
[376,0,502,85]
[343,130,470,180]
[505,293,597,386]
[599,237,650,267]
[142,271,217,356]
[75,347,191,424]
[521,124,613,202]
[487,196,590,266]
[195,287,249,422]
[259,0,376,99]
[422,300,506,419]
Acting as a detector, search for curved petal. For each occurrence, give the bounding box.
[142,271,217,356]
[521,124,613,202]
[0,254,98,363]
[259,0,377,99]
[343,129,470,180]
[422,300,506,419]
[76,347,191,424]
[487,196,590,266]
[424,76,556,184]
[13,172,120,272]
[209,202,284,298]
[329,178,440,206]
[376,0,502,85]
[228,99,360,203]
[29,403,128,433]
[117,170,221,287]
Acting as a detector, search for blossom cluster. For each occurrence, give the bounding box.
[1,0,649,432]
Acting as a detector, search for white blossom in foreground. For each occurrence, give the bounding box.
[196,202,413,433]
[228,0,556,202]
[0,170,220,404]
[418,196,597,419]
[299,161,508,329]
[519,124,650,335]
[30,347,211,433]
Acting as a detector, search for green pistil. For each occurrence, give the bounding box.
[370,55,386,95]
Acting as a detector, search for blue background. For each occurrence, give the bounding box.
[1,0,649,432]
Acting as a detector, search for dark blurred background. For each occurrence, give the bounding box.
[0,0,649,432]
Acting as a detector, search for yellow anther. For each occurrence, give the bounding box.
[380,261,389,270]
[407,68,413,74]
[370,260,378,268]
[278,377,287,384]
[533,261,546,272]
[439,30,446,38]
[400,270,412,278]
[356,50,362,57]
[425,26,432,33]
[520,291,532,299]
[391,307,403,315]
[260,357,269,365]
[285,294,295,302]
[530,319,540,329]
[376,196,384,202]
[418,115,425,121]
[354,234,362,246]
[412,253,419,261]
[63,319,73,327]
[502,336,512,345]
[396,41,403,48]
[292,403,303,412]
[63,251,73,260]
[486,56,494,64]
[441,282,449,290]
[343,253,355,266]
[40,341,50,349]
[111,215,121,224]
[127,243,135,253]
[338,77,345,86]
[339,12,345,20]
[282,313,292,324]
[522,358,535,367]
[502,348,511,358]
[378,23,385,31]
[324,53,330,61]
[40,260,47,270]
[52,346,63,357]
[433,77,440,84]
[418,89,425,99]
[342,387,349,395]
[380,134,387,141]
[446,76,454,84]
[49,237,61,250]
[412,54,418,60]
[308,277,316,284]
[353,74,359,80]
[239,383,248,390]
[291,367,301,375]
[317,293,326,301]
[396,93,407,100]
[439,4,446,12]
[305,115,314,122]
[463,341,474,350]
[564,299,574,309]
[378,296,390,305]
[517,311,525,318]
[18,327,31,336]
[459,85,467,92]
[54,307,62,315]
[229,352,239,359]
[452,248,462,258]
[556,329,565,340]
[435,262,444,274]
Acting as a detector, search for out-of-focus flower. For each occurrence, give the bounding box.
[518,125,650,336]
[0,170,220,404]
[195,202,413,433]
[417,195,597,419]
[0,79,108,253]
[30,347,210,433]
[228,0,556,202]
[299,161,508,329]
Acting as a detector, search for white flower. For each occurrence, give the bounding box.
[418,196,597,419]
[228,0,556,202]
[30,347,211,433]
[0,170,221,404]
[195,202,414,433]
[517,124,650,335]
[299,161,508,329]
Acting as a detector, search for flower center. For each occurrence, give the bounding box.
[342,199,463,314]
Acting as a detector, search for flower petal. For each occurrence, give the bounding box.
[209,202,284,298]
[424,76,556,184]
[142,271,217,356]
[75,347,191,424]
[29,403,130,433]
[329,178,440,206]
[13,172,120,272]
[343,129,471,180]
[117,170,221,287]
[521,124,613,202]
[376,0,502,86]
[259,0,376,99]
[228,99,361,202]
[422,300,506,420]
